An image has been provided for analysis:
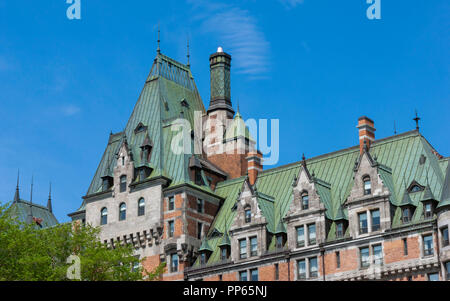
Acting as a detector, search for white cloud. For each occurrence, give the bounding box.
[188,0,270,78]
[60,104,81,116]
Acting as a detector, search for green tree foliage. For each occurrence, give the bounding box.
[0,203,164,281]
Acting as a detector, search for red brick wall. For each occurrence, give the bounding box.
[384,236,420,264]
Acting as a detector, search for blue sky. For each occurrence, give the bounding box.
[0,0,448,223]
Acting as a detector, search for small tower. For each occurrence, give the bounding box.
[47,182,53,213]
[13,170,20,203]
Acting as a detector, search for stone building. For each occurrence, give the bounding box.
[69,47,450,281]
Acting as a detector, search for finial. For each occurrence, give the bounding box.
[47,182,53,213]
[157,23,161,54]
[302,153,306,162]
[413,110,421,131]
[394,120,397,135]
[186,37,190,68]
[27,174,34,225]
[14,169,20,202]
[237,99,240,113]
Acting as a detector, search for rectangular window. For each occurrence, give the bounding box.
[371,209,380,231]
[245,209,252,223]
[372,244,383,265]
[219,274,223,281]
[297,259,306,279]
[197,198,204,213]
[250,269,258,281]
[428,273,439,281]
[120,175,127,193]
[309,257,318,278]
[442,227,449,247]
[239,271,247,281]
[336,222,344,238]
[308,224,316,245]
[239,239,247,259]
[403,238,408,256]
[168,221,174,238]
[359,212,368,234]
[220,247,227,261]
[423,235,434,256]
[424,203,432,219]
[276,234,283,249]
[171,253,178,273]
[296,226,305,247]
[402,208,411,223]
[336,251,341,269]
[250,236,258,257]
[168,196,175,211]
[200,253,206,265]
[360,247,370,268]
[274,263,279,280]
[197,222,203,240]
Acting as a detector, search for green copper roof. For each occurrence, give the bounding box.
[82,53,212,204]
[218,231,231,247]
[197,131,448,266]
[199,238,214,252]
[224,111,254,142]
[9,200,58,228]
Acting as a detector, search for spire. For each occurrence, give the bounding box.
[413,110,421,131]
[47,182,52,213]
[26,175,34,225]
[394,120,397,135]
[157,23,161,54]
[13,169,20,203]
[186,37,190,68]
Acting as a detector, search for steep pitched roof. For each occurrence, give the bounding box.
[9,200,58,228]
[197,130,447,266]
[81,53,210,207]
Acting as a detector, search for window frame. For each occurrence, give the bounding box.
[170,253,179,273]
[441,226,449,247]
[250,269,258,281]
[168,196,175,211]
[307,223,316,245]
[297,259,306,280]
[119,175,127,193]
[363,176,371,195]
[168,220,175,238]
[309,257,318,278]
[239,270,248,281]
[239,239,247,259]
[250,236,258,257]
[296,225,305,247]
[119,202,126,221]
[336,222,344,238]
[197,198,204,213]
[301,191,309,210]
[372,244,383,265]
[244,208,251,223]
[138,198,145,216]
[100,207,108,225]
[422,234,434,257]
[360,247,370,269]
[359,212,368,234]
[197,222,203,240]
[371,209,381,231]
[336,251,341,269]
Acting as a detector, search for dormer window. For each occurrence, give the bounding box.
[195,169,204,186]
[220,246,229,261]
[424,202,433,219]
[200,252,207,265]
[102,176,113,192]
[244,207,251,223]
[402,207,411,223]
[301,192,309,210]
[336,222,344,238]
[120,175,127,192]
[363,176,371,195]
[410,185,422,193]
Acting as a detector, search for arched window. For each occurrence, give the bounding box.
[244,207,251,223]
[363,176,371,195]
[120,175,127,192]
[101,207,108,225]
[301,191,309,210]
[138,198,145,216]
[119,203,126,221]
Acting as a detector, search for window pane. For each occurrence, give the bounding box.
[221,247,227,260]
[169,221,174,237]
[296,226,305,247]
[239,271,247,281]
[373,245,383,265]
[443,227,449,246]
[428,273,439,281]
[245,209,251,223]
[171,254,178,272]
[302,194,309,209]
[360,247,370,267]
[197,199,204,213]
[423,235,434,256]
[371,210,380,231]
[308,224,316,244]
[138,199,145,216]
[336,223,344,238]
[359,212,368,234]
[298,260,306,279]
[364,178,371,195]
[120,175,127,192]
[168,196,174,210]
[445,262,450,279]
[239,239,247,259]
[250,237,257,256]
[101,208,107,225]
[250,269,258,281]
[119,203,126,221]
[309,257,318,278]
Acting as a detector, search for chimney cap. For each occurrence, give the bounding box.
[217,46,223,53]
[358,116,374,123]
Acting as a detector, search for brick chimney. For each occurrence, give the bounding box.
[246,152,263,186]
[357,116,376,155]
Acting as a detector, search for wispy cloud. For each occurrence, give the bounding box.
[188,0,270,79]
[60,104,81,116]
[278,0,305,9]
